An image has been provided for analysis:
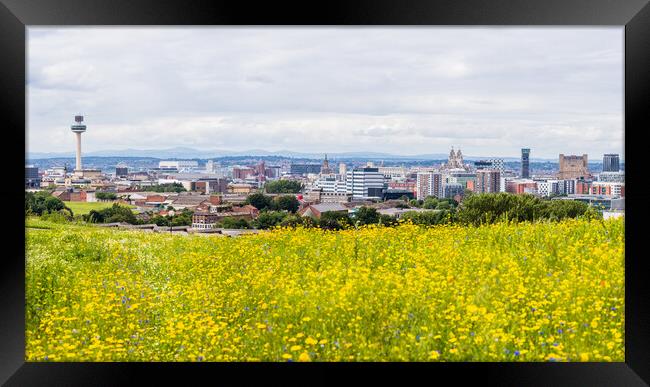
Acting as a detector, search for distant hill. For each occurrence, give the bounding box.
[27,147,568,162]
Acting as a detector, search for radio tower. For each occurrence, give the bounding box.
[71,115,87,172]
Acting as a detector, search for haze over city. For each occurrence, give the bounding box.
[28,27,623,159]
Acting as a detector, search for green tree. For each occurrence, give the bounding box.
[422,196,439,209]
[253,211,287,229]
[409,199,424,208]
[264,180,303,194]
[272,195,300,213]
[353,207,380,226]
[318,211,350,230]
[279,214,304,228]
[245,193,273,211]
[219,217,251,229]
[401,210,453,226]
[148,183,186,193]
[378,214,397,226]
[25,191,69,216]
[95,192,118,201]
[435,201,451,210]
[84,203,138,224]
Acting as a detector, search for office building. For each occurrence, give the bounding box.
[521,148,530,178]
[602,154,620,172]
[346,167,386,200]
[115,164,128,178]
[25,165,41,188]
[316,174,348,194]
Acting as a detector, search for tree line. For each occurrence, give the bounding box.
[27,189,602,230]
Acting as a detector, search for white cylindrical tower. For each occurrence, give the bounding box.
[71,115,87,171]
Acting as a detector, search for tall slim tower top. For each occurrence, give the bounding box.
[71,115,86,171]
[71,115,86,133]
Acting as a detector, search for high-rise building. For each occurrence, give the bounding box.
[115,164,128,178]
[70,115,86,171]
[603,154,620,172]
[25,165,41,188]
[521,148,530,178]
[558,154,590,180]
[346,167,386,200]
[475,169,501,193]
[416,172,443,200]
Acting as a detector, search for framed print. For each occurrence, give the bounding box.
[2,0,649,385]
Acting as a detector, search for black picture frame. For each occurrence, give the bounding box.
[2,0,649,385]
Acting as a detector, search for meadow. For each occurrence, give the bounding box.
[25,217,624,362]
[64,201,136,216]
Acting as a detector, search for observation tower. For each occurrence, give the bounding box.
[71,115,86,171]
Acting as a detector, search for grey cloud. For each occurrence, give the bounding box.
[27,27,623,159]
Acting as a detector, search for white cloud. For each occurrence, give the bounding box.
[27,27,623,159]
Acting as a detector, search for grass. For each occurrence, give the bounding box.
[64,201,137,215]
[25,217,624,362]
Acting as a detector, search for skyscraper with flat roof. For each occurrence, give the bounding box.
[521,148,530,178]
[603,154,620,172]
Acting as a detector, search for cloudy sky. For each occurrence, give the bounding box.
[27,27,623,159]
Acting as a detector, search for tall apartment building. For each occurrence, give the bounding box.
[602,154,620,172]
[475,169,501,193]
[475,159,505,191]
[521,148,530,178]
[416,172,443,200]
[346,167,386,200]
[558,154,590,180]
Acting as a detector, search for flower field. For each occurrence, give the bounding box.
[25,217,624,362]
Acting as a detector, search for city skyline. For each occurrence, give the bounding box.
[28,27,623,159]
